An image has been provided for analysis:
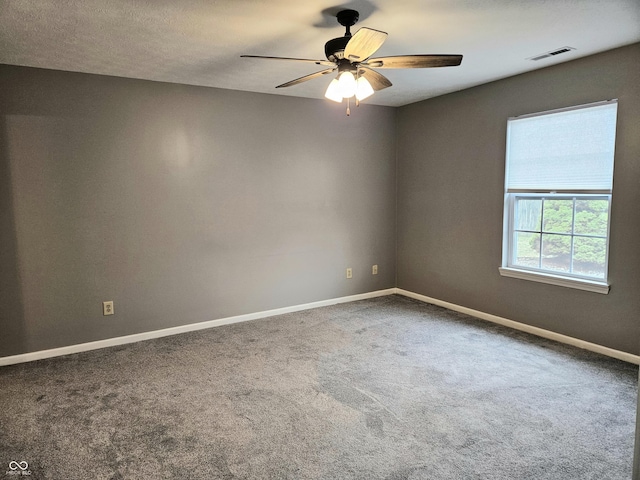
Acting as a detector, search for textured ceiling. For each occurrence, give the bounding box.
[1,0,639,107]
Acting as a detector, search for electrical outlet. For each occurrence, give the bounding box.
[372,265,378,275]
[346,268,353,279]
[103,301,114,316]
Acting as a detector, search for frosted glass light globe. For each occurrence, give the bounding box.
[338,71,357,98]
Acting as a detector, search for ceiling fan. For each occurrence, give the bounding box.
[241,9,463,114]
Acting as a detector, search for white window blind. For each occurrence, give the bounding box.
[505,100,617,192]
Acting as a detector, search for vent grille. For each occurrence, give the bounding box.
[528,46,575,61]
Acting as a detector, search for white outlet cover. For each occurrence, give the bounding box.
[103,301,114,316]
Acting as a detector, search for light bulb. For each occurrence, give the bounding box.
[324,78,343,103]
[355,76,374,101]
[338,71,357,98]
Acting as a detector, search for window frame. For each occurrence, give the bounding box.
[499,100,617,294]
[501,192,611,293]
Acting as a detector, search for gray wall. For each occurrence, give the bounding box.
[2,43,638,359]
[397,43,640,355]
[0,65,397,357]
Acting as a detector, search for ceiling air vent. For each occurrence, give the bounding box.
[528,46,575,61]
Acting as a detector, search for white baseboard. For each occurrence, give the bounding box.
[2,287,636,366]
[395,288,640,365]
[0,289,395,367]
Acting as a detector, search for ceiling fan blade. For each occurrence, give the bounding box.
[358,68,392,91]
[363,54,463,69]
[276,68,336,88]
[241,55,335,67]
[344,27,388,62]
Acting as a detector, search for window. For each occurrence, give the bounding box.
[500,100,618,294]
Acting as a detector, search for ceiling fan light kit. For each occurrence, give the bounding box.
[323,70,374,103]
[241,9,463,115]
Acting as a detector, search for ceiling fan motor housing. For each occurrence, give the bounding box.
[324,36,350,62]
[325,9,360,62]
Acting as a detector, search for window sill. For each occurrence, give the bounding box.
[498,267,610,294]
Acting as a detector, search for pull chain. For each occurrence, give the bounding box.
[355,70,360,109]
[346,97,351,116]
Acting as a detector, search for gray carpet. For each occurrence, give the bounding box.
[0,295,636,479]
